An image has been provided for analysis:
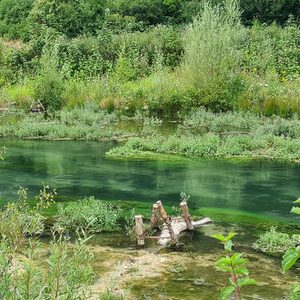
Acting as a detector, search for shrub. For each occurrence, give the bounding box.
[253,227,296,255]
[0,185,56,250]
[34,47,64,111]
[0,0,33,40]
[29,0,105,38]
[182,0,245,111]
[1,237,94,300]
[55,197,123,233]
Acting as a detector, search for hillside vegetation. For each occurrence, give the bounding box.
[0,0,299,117]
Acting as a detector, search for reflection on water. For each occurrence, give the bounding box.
[0,140,299,219]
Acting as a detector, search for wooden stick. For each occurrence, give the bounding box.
[156,201,178,246]
[150,204,160,229]
[158,217,212,246]
[134,215,145,246]
[180,201,194,230]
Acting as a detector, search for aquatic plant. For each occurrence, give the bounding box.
[54,197,123,234]
[253,227,296,255]
[212,232,256,300]
[106,133,300,162]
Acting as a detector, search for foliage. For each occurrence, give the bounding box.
[0,0,299,115]
[0,0,33,40]
[212,232,256,300]
[55,197,123,233]
[212,232,237,252]
[240,0,300,25]
[0,185,56,250]
[29,0,106,38]
[0,146,5,160]
[182,0,245,111]
[253,227,296,255]
[0,236,94,300]
[106,133,300,162]
[281,197,300,296]
[282,198,300,272]
[34,46,64,112]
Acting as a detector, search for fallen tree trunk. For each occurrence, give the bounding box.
[158,217,212,246]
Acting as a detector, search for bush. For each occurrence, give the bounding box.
[29,0,105,38]
[252,227,296,255]
[0,0,33,40]
[34,47,64,111]
[182,0,245,111]
[55,197,123,233]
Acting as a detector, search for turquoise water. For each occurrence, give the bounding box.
[0,140,299,219]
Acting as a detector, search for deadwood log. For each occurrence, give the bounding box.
[150,203,160,229]
[158,217,212,246]
[134,215,145,246]
[156,201,178,245]
[180,201,194,230]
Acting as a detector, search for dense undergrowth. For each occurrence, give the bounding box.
[104,109,300,162]
[0,0,299,117]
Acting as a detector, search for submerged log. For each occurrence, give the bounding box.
[156,201,178,246]
[158,217,212,246]
[134,215,145,246]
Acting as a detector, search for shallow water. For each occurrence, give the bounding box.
[1,139,299,299]
[90,223,297,300]
[0,139,299,221]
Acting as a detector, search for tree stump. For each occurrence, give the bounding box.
[156,201,178,246]
[134,215,145,246]
[150,203,160,229]
[180,201,194,230]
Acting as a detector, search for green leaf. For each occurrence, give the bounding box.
[282,247,300,272]
[291,207,300,215]
[234,266,249,276]
[225,232,237,242]
[293,284,300,292]
[293,198,300,203]
[216,256,232,272]
[212,233,225,242]
[224,240,233,252]
[231,253,248,266]
[220,286,235,300]
[237,277,256,287]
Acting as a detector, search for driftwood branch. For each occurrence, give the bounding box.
[180,201,194,230]
[158,217,212,246]
[156,201,178,246]
[150,203,160,229]
[134,215,145,246]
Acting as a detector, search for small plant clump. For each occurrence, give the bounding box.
[55,197,123,234]
[253,227,296,255]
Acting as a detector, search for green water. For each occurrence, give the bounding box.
[0,140,299,221]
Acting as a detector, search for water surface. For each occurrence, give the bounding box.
[0,140,299,220]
